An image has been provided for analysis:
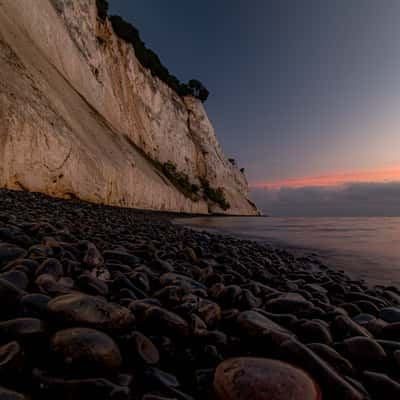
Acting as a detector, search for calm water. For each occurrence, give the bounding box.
[176,217,400,287]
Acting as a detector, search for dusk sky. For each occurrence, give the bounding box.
[109,1,400,215]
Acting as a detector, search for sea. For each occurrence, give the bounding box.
[175,217,400,287]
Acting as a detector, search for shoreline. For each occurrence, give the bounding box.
[1,188,399,399]
[175,216,400,288]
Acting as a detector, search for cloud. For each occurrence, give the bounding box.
[251,181,400,216]
[251,165,400,189]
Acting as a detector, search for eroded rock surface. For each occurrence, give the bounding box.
[0,0,258,215]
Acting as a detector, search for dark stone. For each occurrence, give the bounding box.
[160,273,206,291]
[364,318,388,337]
[35,258,64,278]
[121,331,159,365]
[50,327,122,375]
[142,368,194,400]
[331,315,372,340]
[0,271,29,291]
[82,242,104,268]
[20,293,50,318]
[353,301,380,316]
[214,357,321,400]
[0,386,27,400]
[47,293,134,332]
[103,250,139,266]
[196,299,221,327]
[143,306,190,337]
[362,371,400,398]
[253,309,298,328]
[0,318,45,344]
[0,244,26,267]
[380,307,400,323]
[382,322,400,341]
[279,339,364,400]
[0,341,24,375]
[35,274,74,296]
[32,369,130,400]
[266,293,313,315]
[0,279,24,318]
[77,273,109,296]
[352,314,375,325]
[183,247,198,263]
[237,310,294,346]
[338,303,362,317]
[336,337,387,370]
[295,320,333,345]
[307,343,354,376]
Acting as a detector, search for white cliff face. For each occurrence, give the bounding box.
[0,0,259,215]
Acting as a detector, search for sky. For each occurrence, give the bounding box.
[109,1,400,216]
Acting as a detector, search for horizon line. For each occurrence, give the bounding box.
[250,165,400,189]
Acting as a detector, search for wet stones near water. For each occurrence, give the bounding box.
[47,293,134,332]
[1,189,400,399]
[214,357,321,400]
[50,327,122,375]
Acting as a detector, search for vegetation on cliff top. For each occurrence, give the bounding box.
[96,0,108,21]
[96,1,209,102]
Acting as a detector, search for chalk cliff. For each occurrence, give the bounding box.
[0,0,258,214]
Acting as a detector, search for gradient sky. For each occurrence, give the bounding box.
[109,1,400,215]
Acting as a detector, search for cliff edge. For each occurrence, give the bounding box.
[0,0,259,215]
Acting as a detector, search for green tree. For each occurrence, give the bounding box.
[96,0,109,20]
[109,16,210,102]
[188,79,210,102]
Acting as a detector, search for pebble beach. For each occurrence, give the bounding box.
[0,189,400,399]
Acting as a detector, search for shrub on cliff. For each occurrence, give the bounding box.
[188,80,210,103]
[161,162,200,199]
[96,0,109,20]
[109,15,209,102]
[200,179,230,210]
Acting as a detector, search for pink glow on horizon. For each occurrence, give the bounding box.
[251,166,400,189]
